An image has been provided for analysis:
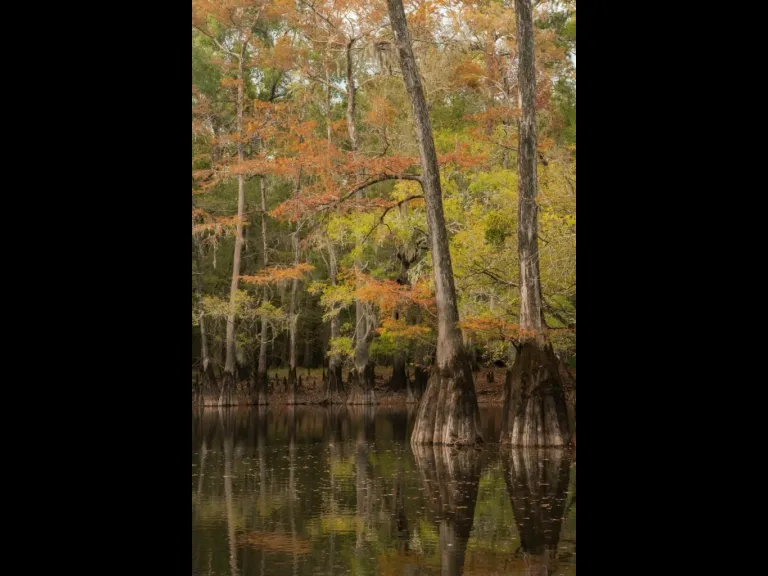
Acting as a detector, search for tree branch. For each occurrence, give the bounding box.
[193,25,241,60]
[362,195,424,242]
[334,174,423,206]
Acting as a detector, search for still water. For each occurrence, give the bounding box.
[192,407,575,576]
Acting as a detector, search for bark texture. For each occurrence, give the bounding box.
[501,0,571,445]
[501,342,570,446]
[387,0,482,445]
[346,360,376,405]
[407,364,428,403]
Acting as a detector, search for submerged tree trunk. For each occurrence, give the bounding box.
[255,175,269,405]
[387,0,482,445]
[412,445,482,576]
[221,46,247,407]
[324,242,345,403]
[502,448,571,574]
[500,0,570,446]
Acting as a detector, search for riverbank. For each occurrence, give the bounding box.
[194,365,576,408]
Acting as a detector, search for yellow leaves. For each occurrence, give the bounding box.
[240,263,315,285]
[377,317,431,340]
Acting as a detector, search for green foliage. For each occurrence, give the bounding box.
[328,336,354,360]
[192,0,576,371]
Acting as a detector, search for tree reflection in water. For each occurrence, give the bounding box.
[412,445,484,576]
[192,407,575,576]
[501,449,571,576]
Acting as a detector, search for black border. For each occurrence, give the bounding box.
[44,0,703,572]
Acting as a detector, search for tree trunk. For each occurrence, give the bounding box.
[500,0,570,446]
[324,242,345,404]
[287,225,300,405]
[389,252,414,393]
[502,75,512,170]
[303,322,312,368]
[221,46,247,407]
[345,40,359,152]
[193,229,218,404]
[412,445,482,576]
[346,39,376,406]
[408,364,430,403]
[387,0,482,445]
[255,175,269,405]
[502,448,571,575]
[388,351,409,392]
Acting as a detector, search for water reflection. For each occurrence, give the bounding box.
[192,406,575,576]
[221,412,239,576]
[502,449,572,575]
[412,445,483,576]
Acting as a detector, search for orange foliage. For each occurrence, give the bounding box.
[270,34,294,71]
[192,214,240,236]
[241,263,314,285]
[351,271,435,315]
[220,77,243,89]
[365,97,397,128]
[453,60,484,89]
[468,106,519,125]
[459,315,574,343]
[459,316,519,341]
[438,143,488,169]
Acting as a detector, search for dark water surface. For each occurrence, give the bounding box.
[192,407,575,575]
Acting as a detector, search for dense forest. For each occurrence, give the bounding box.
[192,0,575,446]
